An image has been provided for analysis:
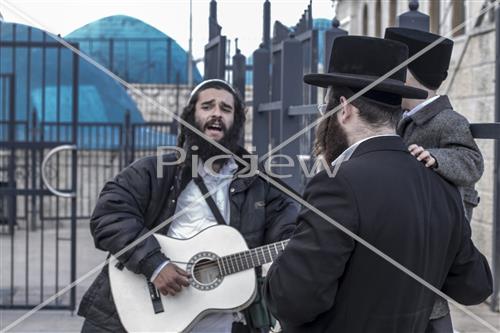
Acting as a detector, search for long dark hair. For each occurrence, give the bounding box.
[177,80,246,149]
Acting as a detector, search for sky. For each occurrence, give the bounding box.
[1,0,338,73]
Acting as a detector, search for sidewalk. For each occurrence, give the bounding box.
[2,302,499,332]
[1,222,106,333]
[450,303,500,333]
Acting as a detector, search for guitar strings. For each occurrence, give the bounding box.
[189,241,289,276]
[192,249,286,274]
[194,252,271,271]
[194,247,286,270]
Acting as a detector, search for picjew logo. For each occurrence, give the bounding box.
[155,146,342,179]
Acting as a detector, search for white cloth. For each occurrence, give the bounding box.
[403,95,440,119]
[330,134,400,176]
[167,158,237,238]
[167,158,238,333]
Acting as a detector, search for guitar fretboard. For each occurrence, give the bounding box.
[216,239,289,276]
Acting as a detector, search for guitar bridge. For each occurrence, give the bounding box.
[147,282,164,314]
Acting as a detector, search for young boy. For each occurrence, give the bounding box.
[385,27,484,333]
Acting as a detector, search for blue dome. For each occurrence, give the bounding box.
[0,21,148,146]
[65,15,202,85]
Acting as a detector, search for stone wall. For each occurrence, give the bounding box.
[446,25,496,264]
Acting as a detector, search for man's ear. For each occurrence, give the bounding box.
[339,96,354,124]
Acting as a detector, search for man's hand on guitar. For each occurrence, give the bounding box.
[153,263,190,296]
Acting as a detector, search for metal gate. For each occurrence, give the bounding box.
[0,25,79,310]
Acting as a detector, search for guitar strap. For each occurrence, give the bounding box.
[193,176,227,225]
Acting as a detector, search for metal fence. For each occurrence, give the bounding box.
[0,118,176,310]
[0,20,179,311]
[0,30,80,310]
[46,118,177,221]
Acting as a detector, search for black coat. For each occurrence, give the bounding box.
[78,147,299,331]
[264,136,492,333]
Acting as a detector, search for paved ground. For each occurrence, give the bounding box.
[1,302,498,332]
[1,222,105,333]
[1,223,499,332]
[450,303,500,333]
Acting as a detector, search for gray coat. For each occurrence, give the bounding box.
[397,95,484,221]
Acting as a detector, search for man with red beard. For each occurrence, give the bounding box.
[263,36,492,333]
[78,79,298,333]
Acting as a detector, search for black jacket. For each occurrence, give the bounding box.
[264,136,492,333]
[78,147,299,331]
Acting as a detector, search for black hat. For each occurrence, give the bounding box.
[304,36,427,105]
[384,27,453,90]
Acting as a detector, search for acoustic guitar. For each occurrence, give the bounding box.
[109,224,288,332]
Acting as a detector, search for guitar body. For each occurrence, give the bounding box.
[109,225,257,332]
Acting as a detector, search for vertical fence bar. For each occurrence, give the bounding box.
[280,35,303,191]
[167,39,172,83]
[124,110,131,166]
[252,44,270,156]
[69,49,79,312]
[492,4,500,312]
[109,39,114,74]
[39,34,47,303]
[8,70,16,305]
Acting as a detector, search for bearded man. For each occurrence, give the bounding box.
[78,79,298,333]
[263,36,492,333]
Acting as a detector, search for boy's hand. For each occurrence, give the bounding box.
[409,144,437,168]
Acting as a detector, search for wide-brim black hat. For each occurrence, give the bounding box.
[384,27,453,90]
[304,36,428,103]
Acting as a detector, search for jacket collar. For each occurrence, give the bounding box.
[350,135,409,159]
[406,95,453,126]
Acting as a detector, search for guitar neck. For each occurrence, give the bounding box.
[217,239,289,277]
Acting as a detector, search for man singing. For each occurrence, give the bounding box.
[79,79,298,332]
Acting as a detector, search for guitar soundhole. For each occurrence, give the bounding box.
[187,251,223,291]
[193,259,220,284]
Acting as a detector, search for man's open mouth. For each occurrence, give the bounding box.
[205,122,224,133]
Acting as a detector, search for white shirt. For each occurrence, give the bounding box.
[403,95,440,119]
[167,159,237,239]
[167,158,238,333]
[330,134,400,175]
